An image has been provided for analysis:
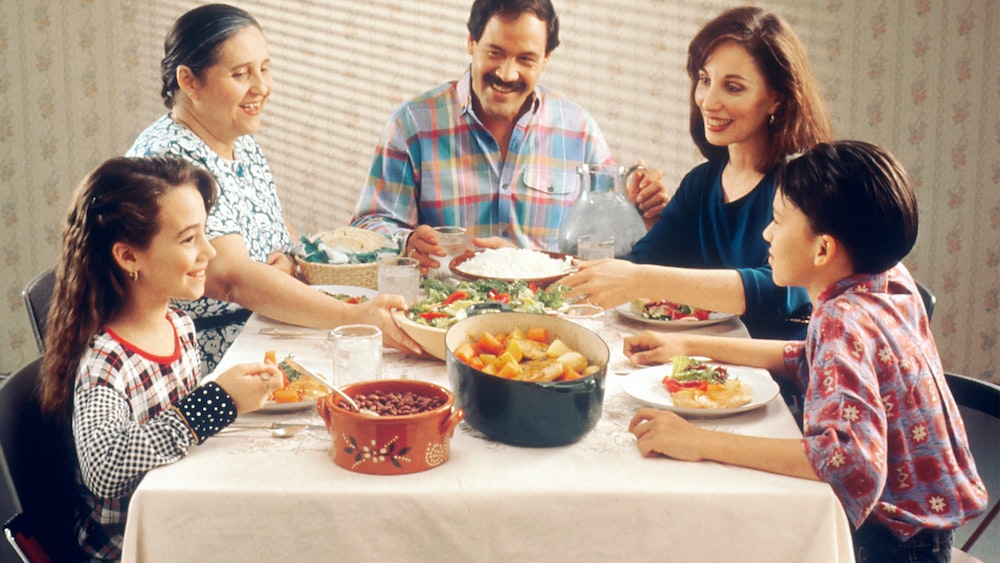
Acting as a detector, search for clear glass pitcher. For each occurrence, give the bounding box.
[558,163,648,257]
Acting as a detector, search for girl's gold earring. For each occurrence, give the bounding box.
[129,271,139,282]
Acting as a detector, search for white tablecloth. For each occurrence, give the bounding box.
[122,310,854,562]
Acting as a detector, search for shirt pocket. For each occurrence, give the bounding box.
[520,165,579,200]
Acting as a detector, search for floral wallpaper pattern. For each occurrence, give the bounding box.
[1,0,997,383]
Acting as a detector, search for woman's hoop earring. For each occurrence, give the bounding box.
[768,114,775,125]
[129,270,139,282]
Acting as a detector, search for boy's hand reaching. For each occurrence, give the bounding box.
[623,331,690,366]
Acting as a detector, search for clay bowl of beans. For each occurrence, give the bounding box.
[445,312,609,447]
[317,379,464,475]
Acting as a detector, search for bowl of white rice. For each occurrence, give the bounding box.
[449,248,576,285]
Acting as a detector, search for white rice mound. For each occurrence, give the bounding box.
[457,248,573,279]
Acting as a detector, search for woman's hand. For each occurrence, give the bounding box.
[266,251,296,277]
[629,408,706,460]
[561,259,640,309]
[213,361,284,413]
[626,160,670,229]
[351,295,423,355]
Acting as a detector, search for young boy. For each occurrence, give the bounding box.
[624,141,987,562]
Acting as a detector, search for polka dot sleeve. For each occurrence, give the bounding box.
[171,382,238,444]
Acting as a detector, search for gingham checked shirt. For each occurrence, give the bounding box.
[351,67,612,251]
[72,309,236,559]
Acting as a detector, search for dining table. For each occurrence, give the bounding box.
[121,289,854,562]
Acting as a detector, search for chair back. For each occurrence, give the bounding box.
[916,280,936,321]
[945,373,999,558]
[22,268,56,353]
[0,358,84,562]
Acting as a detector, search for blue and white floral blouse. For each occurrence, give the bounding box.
[126,114,292,374]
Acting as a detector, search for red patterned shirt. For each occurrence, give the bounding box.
[783,263,987,540]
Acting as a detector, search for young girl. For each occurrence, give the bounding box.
[40,156,282,559]
[625,141,987,562]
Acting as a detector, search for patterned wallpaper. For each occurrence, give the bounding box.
[1,0,997,383]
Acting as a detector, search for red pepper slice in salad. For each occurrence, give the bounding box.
[441,290,469,306]
[419,311,450,321]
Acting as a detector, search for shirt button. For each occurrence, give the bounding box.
[501,183,509,191]
[501,230,509,238]
[547,186,554,193]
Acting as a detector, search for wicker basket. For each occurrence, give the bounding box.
[296,258,379,289]
[294,228,397,290]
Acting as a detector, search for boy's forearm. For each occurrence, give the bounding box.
[683,335,792,377]
[698,431,820,481]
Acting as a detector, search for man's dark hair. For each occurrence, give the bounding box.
[467,0,560,54]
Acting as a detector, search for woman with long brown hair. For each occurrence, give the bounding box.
[41,156,281,559]
[564,6,833,340]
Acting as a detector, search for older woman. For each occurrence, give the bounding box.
[127,4,418,372]
[563,6,833,340]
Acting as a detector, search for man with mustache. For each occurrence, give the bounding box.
[352,0,667,268]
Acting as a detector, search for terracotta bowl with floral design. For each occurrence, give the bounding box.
[317,379,464,475]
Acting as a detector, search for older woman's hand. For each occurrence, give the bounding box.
[626,160,670,229]
[266,251,297,277]
[353,295,423,355]
[561,259,639,309]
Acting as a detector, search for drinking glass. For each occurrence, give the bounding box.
[558,304,605,333]
[431,226,467,280]
[377,255,420,304]
[329,325,382,386]
[578,235,615,260]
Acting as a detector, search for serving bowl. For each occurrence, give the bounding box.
[445,312,608,447]
[393,310,448,361]
[317,379,464,475]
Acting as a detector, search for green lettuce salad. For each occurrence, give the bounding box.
[406,278,570,329]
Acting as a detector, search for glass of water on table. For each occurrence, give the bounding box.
[430,226,467,280]
[329,325,382,386]
[377,254,421,305]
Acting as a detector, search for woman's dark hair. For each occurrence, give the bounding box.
[687,6,832,172]
[160,3,262,108]
[775,141,918,274]
[468,0,560,54]
[41,157,216,420]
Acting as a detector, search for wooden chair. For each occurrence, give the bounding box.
[946,372,1000,562]
[0,357,84,562]
[21,267,55,353]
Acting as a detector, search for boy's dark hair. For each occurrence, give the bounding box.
[775,141,918,274]
[467,0,560,54]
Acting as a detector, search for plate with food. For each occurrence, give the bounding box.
[313,284,377,303]
[621,355,779,417]
[615,298,736,327]
[259,354,333,413]
[450,248,576,285]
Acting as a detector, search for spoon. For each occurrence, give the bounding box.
[270,423,308,438]
[283,358,379,417]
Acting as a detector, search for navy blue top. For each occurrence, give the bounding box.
[625,159,810,339]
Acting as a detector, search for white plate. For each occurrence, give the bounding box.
[258,358,331,414]
[313,284,378,300]
[621,363,779,418]
[615,303,737,327]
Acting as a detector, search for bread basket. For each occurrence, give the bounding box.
[295,228,397,289]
